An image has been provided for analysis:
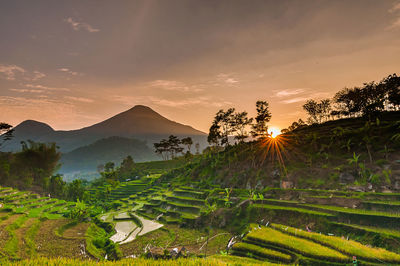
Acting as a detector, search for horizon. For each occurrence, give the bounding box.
[1,0,400,132]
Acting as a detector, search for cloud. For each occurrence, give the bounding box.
[24,83,70,92]
[9,88,44,93]
[58,68,80,76]
[275,89,305,97]
[389,2,400,13]
[64,96,94,103]
[149,80,189,92]
[149,80,203,92]
[112,95,231,108]
[0,64,25,80]
[65,17,100,33]
[31,71,46,81]
[280,96,311,104]
[216,73,239,85]
[387,17,400,30]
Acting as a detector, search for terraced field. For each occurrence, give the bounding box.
[232,223,400,265]
[3,179,400,265]
[0,186,90,261]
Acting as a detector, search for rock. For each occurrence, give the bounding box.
[255,180,264,190]
[394,181,400,190]
[339,172,355,184]
[348,186,365,192]
[271,169,280,180]
[280,180,294,189]
[246,180,252,190]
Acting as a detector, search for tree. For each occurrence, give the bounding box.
[48,174,66,197]
[118,155,135,179]
[167,135,183,158]
[0,122,13,150]
[231,111,253,143]
[251,101,271,138]
[181,137,193,153]
[195,143,200,155]
[154,139,170,160]
[208,108,235,146]
[15,141,61,188]
[303,99,319,124]
[303,99,331,123]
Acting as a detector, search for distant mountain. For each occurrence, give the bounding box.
[4,105,207,153]
[60,136,159,173]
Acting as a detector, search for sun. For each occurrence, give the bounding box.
[269,127,281,138]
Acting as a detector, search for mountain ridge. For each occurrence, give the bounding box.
[4,105,207,153]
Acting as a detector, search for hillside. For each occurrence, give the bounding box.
[4,105,207,153]
[171,111,400,192]
[60,136,160,174]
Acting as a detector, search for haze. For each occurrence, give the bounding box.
[1,0,400,132]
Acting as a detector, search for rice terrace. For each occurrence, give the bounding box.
[1,1,400,265]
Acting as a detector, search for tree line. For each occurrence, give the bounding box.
[301,73,400,125]
[153,135,199,160]
[208,100,272,146]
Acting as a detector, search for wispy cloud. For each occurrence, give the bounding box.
[275,89,305,97]
[58,68,80,76]
[64,96,94,103]
[149,80,203,92]
[280,97,310,104]
[31,71,46,81]
[216,73,239,85]
[65,17,100,33]
[9,88,44,93]
[389,2,400,13]
[112,95,231,108]
[387,17,400,30]
[0,64,25,80]
[149,80,189,92]
[387,2,400,30]
[24,83,70,92]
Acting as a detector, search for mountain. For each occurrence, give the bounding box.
[60,136,159,173]
[4,105,207,153]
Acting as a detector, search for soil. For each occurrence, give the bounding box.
[35,219,90,259]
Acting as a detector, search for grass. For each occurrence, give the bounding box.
[331,222,400,239]
[245,224,349,262]
[24,218,41,258]
[251,204,334,217]
[271,223,400,263]
[232,242,292,262]
[85,223,108,259]
[55,220,79,238]
[1,255,284,265]
[3,215,29,259]
[304,203,400,217]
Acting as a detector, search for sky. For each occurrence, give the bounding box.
[1,0,400,133]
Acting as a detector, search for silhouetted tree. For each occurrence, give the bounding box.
[208,108,235,146]
[231,111,253,143]
[251,100,271,138]
[181,137,193,153]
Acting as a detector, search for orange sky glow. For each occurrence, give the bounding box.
[1,0,400,133]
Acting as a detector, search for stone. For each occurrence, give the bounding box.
[339,172,355,184]
[280,180,294,189]
[348,186,365,192]
[255,180,264,190]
